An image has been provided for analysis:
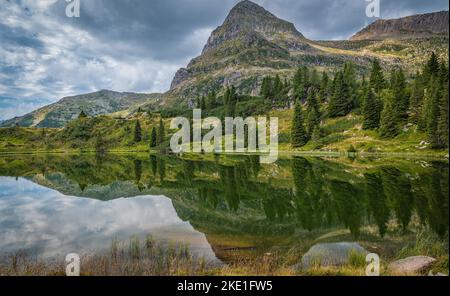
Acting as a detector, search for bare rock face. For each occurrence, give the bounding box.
[168,0,310,94]
[202,0,303,54]
[170,68,191,89]
[351,11,449,41]
[389,256,436,275]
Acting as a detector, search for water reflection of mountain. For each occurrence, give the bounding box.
[1,154,448,258]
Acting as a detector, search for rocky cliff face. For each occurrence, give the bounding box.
[168,0,317,100]
[351,11,449,41]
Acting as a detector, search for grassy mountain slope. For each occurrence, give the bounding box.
[351,11,449,41]
[0,90,162,128]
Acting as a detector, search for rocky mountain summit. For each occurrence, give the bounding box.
[351,11,449,41]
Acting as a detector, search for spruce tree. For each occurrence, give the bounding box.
[329,72,351,117]
[362,88,381,130]
[390,68,408,120]
[409,72,425,125]
[305,89,321,137]
[369,59,385,94]
[379,90,400,138]
[157,117,165,145]
[78,110,88,119]
[134,120,142,142]
[291,101,308,147]
[318,72,329,103]
[150,127,157,148]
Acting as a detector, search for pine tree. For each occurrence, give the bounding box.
[206,90,216,109]
[291,101,308,147]
[134,120,142,142]
[157,117,165,145]
[425,76,443,148]
[293,67,307,101]
[150,127,157,148]
[390,68,408,120]
[369,59,385,94]
[423,52,440,85]
[329,72,351,117]
[437,62,449,148]
[409,72,425,125]
[379,90,400,138]
[200,95,206,110]
[78,110,88,119]
[318,72,329,103]
[305,89,321,137]
[362,88,381,130]
[260,76,273,100]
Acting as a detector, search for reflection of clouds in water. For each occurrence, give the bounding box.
[0,177,219,263]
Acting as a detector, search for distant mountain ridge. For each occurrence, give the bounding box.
[351,11,449,41]
[0,90,161,128]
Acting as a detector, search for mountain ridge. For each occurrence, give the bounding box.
[0,90,162,128]
[351,10,449,41]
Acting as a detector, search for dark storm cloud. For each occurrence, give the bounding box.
[0,0,448,120]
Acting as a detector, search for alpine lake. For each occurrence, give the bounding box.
[0,153,448,275]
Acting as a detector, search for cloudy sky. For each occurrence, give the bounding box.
[0,0,448,120]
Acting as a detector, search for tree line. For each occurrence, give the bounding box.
[289,53,448,149]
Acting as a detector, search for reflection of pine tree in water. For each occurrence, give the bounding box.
[292,157,315,231]
[182,160,195,185]
[157,158,166,182]
[134,160,142,183]
[150,155,157,177]
[365,173,390,237]
[329,180,364,238]
[249,155,261,178]
[418,162,449,237]
[219,166,240,211]
[381,167,413,231]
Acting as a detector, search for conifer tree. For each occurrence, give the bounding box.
[329,72,351,117]
[157,117,165,145]
[318,72,329,103]
[291,101,308,147]
[134,120,142,142]
[305,89,321,137]
[390,68,409,120]
[78,110,88,119]
[379,90,400,138]
[409,72,425,124]
[150,127,157,148]
[369,59,385,94]
[362,88,381,130]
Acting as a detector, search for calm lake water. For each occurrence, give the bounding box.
[0,154,448,265]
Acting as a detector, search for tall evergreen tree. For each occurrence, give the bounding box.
[369,59,385,94]
[390,68,409,120]
[409,72,425,125]
[157,117,165,145]
[318,72,329,103]
[150,127,157,148]
[362,88,381,130]
[329,72,351,117]
[379,90,400,138]
[291,102,308,147]
[134,120,142,142]
[305,89,321,137]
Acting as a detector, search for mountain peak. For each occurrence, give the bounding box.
[201,0,303,54]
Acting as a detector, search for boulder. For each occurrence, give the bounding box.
[300,242,369,270]
[389,256,436,275]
